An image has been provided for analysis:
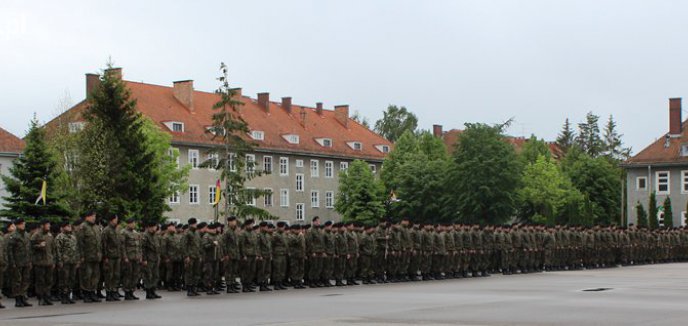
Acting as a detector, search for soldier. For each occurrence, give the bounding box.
[333,223,348,286]
[271,221,288,290]
[322,221,336,287]
[31,219,55,306]
[222,216,240,293]
[287,225,307,289]
[0,222,10,309]
[101,215,123,301]
[8,218,32,307]
[373,222,389,283]
[201,223,221,295]
[432,225,447,279]
[182,218,202,296]
[358,225,376,284]
[420,224,434,280]
[256,222,273,292]
[55,221,78,304]
[239,219,258,292]
[121,219,142,300]
[162,223,183,291]
[345,223,360,285]
[77,211,102,303]
[141,222,161,299]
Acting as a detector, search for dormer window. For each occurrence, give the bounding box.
[681,143,688,157]
[251,130,265,141]
[375,144,390,153]
[164,121,185,132]
[315,138,333,148]
[347,141,363,151]
[283,134,300,144]
[206,126,225,136]
[68,122,85,133]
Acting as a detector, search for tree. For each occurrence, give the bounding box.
[443,122,521,225]
[602,115,631,161]
[380,130,418,193]
[351,110,371,129]
[576,112,603,158]
[373,105,418,142]
[562,151,621,225]
[1,116,71,221]
[335,159,385,225]
[207,63,272,220]
[519,135,551,165]
[78,64,168,223]
[517,155,584,225]
[556,118,576,155]
[663,197,673,228]
[635,201,648,228]
[648,192,658,230]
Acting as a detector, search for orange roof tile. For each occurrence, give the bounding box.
[623,120,688,166]
[0,126,25,154]
[441,128,562,159]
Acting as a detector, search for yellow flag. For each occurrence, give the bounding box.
[213,179,222,206]
[35,179,47,205]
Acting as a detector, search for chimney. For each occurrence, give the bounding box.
[299,107,307,127]
[433,124,443,138]
[257,92,270,113]
[173,80,194,112]
[86,73,100,98]
[670,97,682,135]
[105,67,122,80]
[282,97,292,114]
[335,105,349,127]
[230,87,242,97]
[316,102,323,115]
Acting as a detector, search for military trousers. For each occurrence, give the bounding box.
[334,256,346,281]
[166,260,183,287]
[307,254,323,282]
[203,259,218,289]
[184,257,201,287]
[289,256,304,283]
[121,260,141,291]
[408,252,421,277]
[272,255,287,283]
[256,257,269,284]
[10,265,31,298]
[241,256,256,285]
[322,255,334,280]
[34,265,54,297]
[143,260,160,290]
[346,255,357,279]
[103,258,121,291]
[0,265,5,298]
[80,261,100,292]
[224,258,239,285]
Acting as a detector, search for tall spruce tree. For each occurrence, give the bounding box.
[556,118,576,155]
[648,192,658,230]
[79,65,160,222]
[1,116,71,221]
[206,63,272,220]
[663,197,673,228]
[576,112,603,157]
[602,115,631,161]
[635,201,648,228]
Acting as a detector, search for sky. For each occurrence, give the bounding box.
[3,0,688,154]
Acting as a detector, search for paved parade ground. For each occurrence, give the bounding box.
[1,263,687,326]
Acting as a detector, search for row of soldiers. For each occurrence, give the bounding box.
[2,213,688,308]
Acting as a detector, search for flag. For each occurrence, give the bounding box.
[390,190,399,202]
[213,179,222,206]
[35,179,47,205]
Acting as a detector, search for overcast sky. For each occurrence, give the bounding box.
[3,0,688,154]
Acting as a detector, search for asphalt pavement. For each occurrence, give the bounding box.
[1,263,687,326]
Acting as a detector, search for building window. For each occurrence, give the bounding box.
[681,144,688,157]
[325,191,334,208]
[280,189,289,207]
[656,171,670,194]
[168,147,180,168]
[283,134,300,144]
[310,160,319,177]
[296,159,304,168]
[172,122,184,132]
[188,149,199,169]
[228,153,237,172]
[311,190,320,208]
[68,122,85,133]
[264,188,273,207]
[296,203,305,221]
[246,187,256,206]
[208,186,217,205]
[323,138,332,147]
[340,162,349,171]
[347,142,363,150]
[246,154,255,174]
[189,185,199,204]
[251,130,264,141]
[325,161,334,178]
[636,176,647,191]
[263,156,273,173]
[682,211,687,227]
[682,171,688,194]
[169,191,180,204]
[296,174,304,192]
[279,157,289,176]
[369,164,377,174]
[207,153,219,170]
[375,144,390,153]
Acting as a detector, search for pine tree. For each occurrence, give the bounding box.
[663,197,673,228]
[648,192,659,230]
[207,63,272,221]
[556,118,576,155]
[635,201,648,228]
[602,115,631,161]
[1,116,71,221]
[576,112,603,158]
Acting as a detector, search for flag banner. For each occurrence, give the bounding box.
[35,179,47,205]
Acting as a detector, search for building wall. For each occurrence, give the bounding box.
[165,144,382,223]
[626,166,688,227]
[0,155,19,212]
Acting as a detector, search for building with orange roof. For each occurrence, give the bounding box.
[621,98,688,227]
[0,126,25,212]
[46,68,392,223]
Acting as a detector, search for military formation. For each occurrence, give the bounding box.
[1,213,688,309]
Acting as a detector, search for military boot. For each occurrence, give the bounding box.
[187,286,199,297]
[15,297,25,308]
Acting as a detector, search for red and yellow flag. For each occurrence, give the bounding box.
[213,179,222,206]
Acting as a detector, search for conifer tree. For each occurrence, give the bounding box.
[663,197,673,228]
[635,201,648,228]
[556,118,576,155]
[648,192,659,230]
